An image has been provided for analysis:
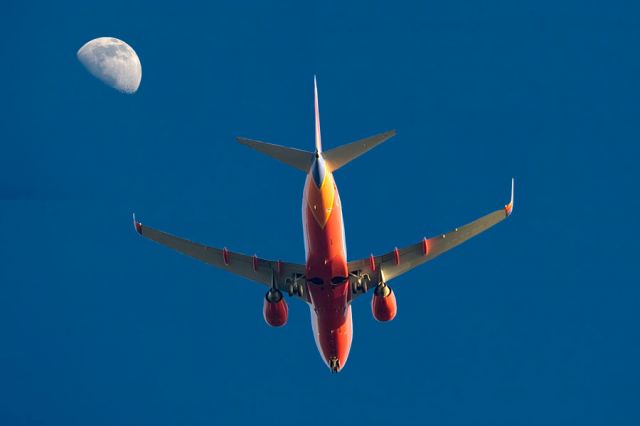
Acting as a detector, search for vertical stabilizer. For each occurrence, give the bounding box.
[314,75,322,153]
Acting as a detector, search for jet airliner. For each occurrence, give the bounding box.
[133,77,514,373]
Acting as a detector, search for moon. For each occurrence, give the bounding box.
[77,37,142,94]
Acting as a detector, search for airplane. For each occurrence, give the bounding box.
[133,77,514,373]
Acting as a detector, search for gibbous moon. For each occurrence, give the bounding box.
[77,37,142,94]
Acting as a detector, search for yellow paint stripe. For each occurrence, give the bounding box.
[307,172,335,228]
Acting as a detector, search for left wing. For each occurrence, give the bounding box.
[348,179,514,299]
[133,215,308,302]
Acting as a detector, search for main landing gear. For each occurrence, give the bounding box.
[285,274,305,298]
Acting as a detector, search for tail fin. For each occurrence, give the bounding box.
[236,137,314,172]
[237,77,394,172]
[323,130,395,171]
[314,75,322,153]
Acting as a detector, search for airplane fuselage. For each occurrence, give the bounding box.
[302,155,352,372]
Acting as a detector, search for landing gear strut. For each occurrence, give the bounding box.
[329,356,340,373]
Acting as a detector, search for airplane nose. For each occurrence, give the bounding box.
[322,311,353,373]
[311,307,353,373]
[321,340,350,373]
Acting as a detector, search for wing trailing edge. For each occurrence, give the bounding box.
[348,178,515,300]
[236,137,314,172]
[323,130,396,171]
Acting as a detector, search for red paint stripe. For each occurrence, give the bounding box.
[277,260,283,275]
[369,254,376,272]
[223,247,230,266]
[252,255,258,272]
[394,247,400,265]
[422,237,429,256]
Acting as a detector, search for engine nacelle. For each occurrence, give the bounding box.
[371,283,397,322]
[263,289,288,327]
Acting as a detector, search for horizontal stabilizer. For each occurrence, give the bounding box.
[236,137,314,172]
[323,130,395,171]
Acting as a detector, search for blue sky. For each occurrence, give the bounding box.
[1,1,639,425]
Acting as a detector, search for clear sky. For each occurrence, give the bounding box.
[1,1,639,425]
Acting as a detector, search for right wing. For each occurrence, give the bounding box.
[133,215,308,301]
[348,179,514,299]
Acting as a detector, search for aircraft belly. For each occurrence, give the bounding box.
[310,305,353,371]
[302,171,352,371]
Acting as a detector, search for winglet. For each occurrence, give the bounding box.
[504,178,515,217]
[132,213,142,234]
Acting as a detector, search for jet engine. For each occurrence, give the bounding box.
[371,283,397,322]
[263,289,288,327]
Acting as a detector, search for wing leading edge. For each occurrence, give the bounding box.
[132,215,308,301]
[348,179,515,300]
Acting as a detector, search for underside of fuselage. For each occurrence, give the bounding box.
[310,305,353,372]
[303,156,352,372]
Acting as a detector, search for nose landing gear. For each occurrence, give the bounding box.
[329,356,340,373]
